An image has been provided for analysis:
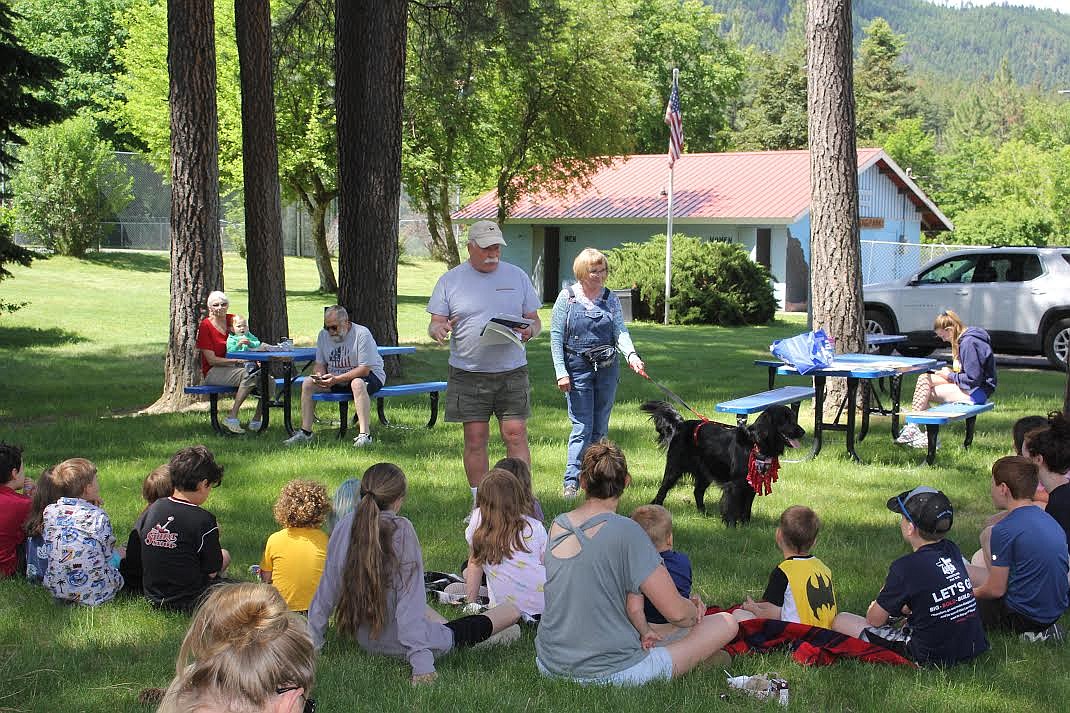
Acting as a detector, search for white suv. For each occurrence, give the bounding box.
[863,247,1070,369]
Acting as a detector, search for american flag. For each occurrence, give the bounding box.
[664,73,683,167]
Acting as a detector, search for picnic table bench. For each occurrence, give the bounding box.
[902,402,995,466]
[312,381,449,437]
[715,386,816,427]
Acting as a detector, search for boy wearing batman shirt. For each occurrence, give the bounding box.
[833,487,989,666]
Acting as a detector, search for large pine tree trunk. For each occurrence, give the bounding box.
[310,195,338,294]
[146,0,222,413]
[807,0,864,405]
[335,0,405,374]
[235,0,288,343]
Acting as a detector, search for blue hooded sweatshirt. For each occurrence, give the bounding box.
[949,327,996,403]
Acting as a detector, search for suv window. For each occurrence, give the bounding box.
[972,254,1044,283]
[916,256,978,284]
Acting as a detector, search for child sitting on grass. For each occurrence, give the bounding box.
[833,486,989,666]
[971,457,1068,642]
[626,504,692,647]
[493,457,545,522]
[119,464,173,594]
[259,479,331,612]
[734,505,838,628]
[138,446,231,612]
[308,463,521,685]
[23,467,57,585]
[1024,412,1070,547]
[327,478,361,534]
[0,442,32,578]
[465,469,547,619]
[42,458,125,606]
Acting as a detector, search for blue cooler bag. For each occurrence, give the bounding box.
[770,329,835,375]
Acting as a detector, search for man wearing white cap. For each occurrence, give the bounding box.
[427,220,542,515]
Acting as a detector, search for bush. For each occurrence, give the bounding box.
[606,234,776,325]
[950,202,1055,247]
[11,114,132,257]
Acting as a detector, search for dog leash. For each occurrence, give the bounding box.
[635,367,712,423]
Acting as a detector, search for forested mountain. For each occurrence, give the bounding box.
[706,0,1070,88]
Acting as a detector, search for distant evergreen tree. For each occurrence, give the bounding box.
[0,0,66,312]
[854,17,915,141]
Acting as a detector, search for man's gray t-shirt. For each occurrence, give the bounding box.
[427,261,540,373]
[314,323,386,385]
[535,512,663,679]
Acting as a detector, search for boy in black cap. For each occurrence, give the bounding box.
[832,486,989,666]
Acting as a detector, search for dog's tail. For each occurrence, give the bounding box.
[640,400,684,450]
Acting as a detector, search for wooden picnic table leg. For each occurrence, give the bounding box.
[809,375,826,459]
[844,377,862,463]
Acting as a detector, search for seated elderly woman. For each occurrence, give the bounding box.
[157,583,316,713]
[196,290,262,434]
[535,440,738,686]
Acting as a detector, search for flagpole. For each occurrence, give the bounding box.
[664,164,674,325]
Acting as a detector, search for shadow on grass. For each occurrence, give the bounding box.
[0,325,87,348]
[84,251,171,273]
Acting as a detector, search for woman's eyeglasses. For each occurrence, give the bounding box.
[276,687,316,713]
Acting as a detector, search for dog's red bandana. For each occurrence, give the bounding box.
[747,446,779,496]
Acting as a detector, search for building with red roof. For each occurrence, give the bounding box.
[453,148,951,309]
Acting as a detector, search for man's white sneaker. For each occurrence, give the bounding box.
[353,433,373,447]
[222,417,244,434]
[284,430,313,446]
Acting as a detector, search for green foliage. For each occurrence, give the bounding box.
[606,234,776,326]
[854,17,915,141]
[628,0,745,153]
[11,114,132,257]
[11,0,132,142]
[951,202,1056,247]
[873,117,936,185]
[732,43,807,150]
[0,205,35,313]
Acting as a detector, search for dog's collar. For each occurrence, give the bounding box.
[747,445,780,496]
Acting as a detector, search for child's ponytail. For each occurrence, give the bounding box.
[336,463,406,639]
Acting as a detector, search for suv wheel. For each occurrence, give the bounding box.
[897,344,935,358]
[1043,317,1070,370]
[864,309,895,355]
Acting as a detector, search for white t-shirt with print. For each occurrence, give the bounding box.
[466,509,547,617]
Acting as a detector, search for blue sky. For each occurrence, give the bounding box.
[926,0,1070,12]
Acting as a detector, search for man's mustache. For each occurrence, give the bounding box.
[482,257,499,265]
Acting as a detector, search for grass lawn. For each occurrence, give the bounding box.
[1,252,1068,712]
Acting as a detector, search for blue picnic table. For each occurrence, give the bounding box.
[754,353,942,463]
[227,345,417,434]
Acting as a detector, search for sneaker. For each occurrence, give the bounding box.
[283,430,313,446]
[1021,622,1064,644]
[353,433,373,447]
[908,430,938,450]
[474,623,521,649]
[562,483,579,499]
[895,424,921,444]
[248,419,262,432]
[222,417,244,434]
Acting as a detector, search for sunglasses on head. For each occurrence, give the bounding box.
[896,496,915,526]
[276,687,316,713]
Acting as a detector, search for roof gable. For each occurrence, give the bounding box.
[453,148,951,231]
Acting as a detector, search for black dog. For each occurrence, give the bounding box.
[641,401,805,525]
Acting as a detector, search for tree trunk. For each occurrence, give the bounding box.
[335,0,405,375]
[807,0,864,406]
[146,0,222,413]
[310,196,338,294]
[235,0,289,343]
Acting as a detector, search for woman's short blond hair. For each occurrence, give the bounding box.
[573,247,608,281]
[157,583,316,713]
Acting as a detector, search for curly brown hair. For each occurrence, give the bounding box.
[273,480,332,529]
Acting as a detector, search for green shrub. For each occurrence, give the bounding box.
[950,201,1055,246]
[11,114,132,257]
[606,234,776,325]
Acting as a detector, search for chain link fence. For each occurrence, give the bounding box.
[860,238,972,285]
[12,150,432,256]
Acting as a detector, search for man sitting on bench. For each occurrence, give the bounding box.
[284,305,387,448]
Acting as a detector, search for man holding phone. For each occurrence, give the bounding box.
[284,305,386,447]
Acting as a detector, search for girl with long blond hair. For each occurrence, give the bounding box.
[307,463,521,685]
[897,309,997,448]
[466,469,547,619]
[157,583,316,713]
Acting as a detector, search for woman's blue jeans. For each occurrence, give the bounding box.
[563,361,619,487]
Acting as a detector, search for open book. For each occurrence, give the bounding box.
[480,314,533,348]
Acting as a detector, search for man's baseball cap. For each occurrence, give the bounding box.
[886,486,954,535]
[467,220,507,248]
